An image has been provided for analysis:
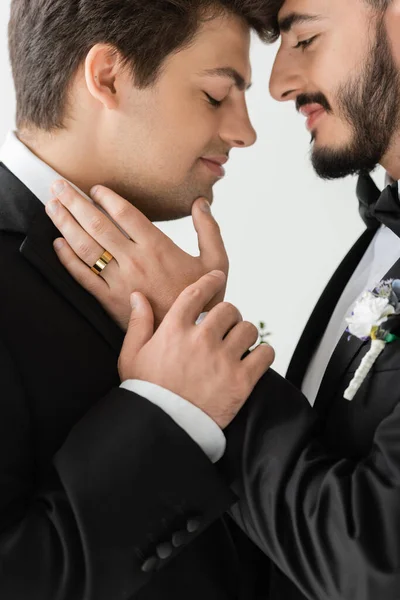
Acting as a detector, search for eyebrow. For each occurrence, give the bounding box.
[201,67,252,91]
[278,12,323,34]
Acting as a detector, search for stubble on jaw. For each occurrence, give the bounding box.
[101,173,217,222]
[311,19,400,180]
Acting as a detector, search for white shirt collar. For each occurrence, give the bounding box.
[384,171,400,199]
[0,131,92,205]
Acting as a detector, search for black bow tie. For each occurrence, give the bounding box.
[357,173,400,237]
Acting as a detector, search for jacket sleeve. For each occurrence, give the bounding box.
[223,369,400,600]
[0,337,235,600]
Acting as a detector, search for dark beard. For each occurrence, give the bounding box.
[311,19,400,180]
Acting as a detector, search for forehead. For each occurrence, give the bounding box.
[167,13,252,76]
[278,0,339,22]
[277,0,375,39]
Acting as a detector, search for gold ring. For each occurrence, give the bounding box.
[90,250,114,276]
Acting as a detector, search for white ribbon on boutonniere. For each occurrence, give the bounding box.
[344,279,400,401]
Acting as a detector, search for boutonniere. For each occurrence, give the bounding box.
[344,279,400,401]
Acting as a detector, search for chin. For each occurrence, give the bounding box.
[150,207,190,223]
[151,199,199,222]
[314,118,353,146]
[135,183,215,222]
[201,189,214,205]
[162,191,214,222]
[312,128,347,149]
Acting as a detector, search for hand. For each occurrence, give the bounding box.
[46,181,229,330]
[118,270,275,429]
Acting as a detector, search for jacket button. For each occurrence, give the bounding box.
[186,518,201,533]
[141,556,158,573]
[172,530,189,548]
[156,542,173,560]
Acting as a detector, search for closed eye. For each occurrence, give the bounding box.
[294,35,318,51]
[205,93,222,108]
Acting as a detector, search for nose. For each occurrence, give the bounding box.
[219,101,257,149]
[269,47,306,102]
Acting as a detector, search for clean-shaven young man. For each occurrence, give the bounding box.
[0,1,275,599]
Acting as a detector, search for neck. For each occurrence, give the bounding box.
[18,128,105,196]
[380,131,400,180]
[17,127,165,222]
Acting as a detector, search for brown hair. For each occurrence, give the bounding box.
[8,0,275,131]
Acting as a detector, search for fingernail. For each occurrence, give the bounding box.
[201,199,212,214]
[52,181,65,196]
[130,293,138,309]
[53,238,64,251]
[90,186,99,198]
[47,199,60,215]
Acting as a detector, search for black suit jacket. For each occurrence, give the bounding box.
[0,164,269,600]
[224,222,400,600]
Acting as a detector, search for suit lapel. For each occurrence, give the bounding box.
[286,228,377,389]
[314,253,400,415]
[0,164,124,356]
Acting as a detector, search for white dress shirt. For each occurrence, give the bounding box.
[0,131,226,463]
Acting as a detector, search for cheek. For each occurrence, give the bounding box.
[140,137,201,186]
[308,55,334,97]
[308,40,354,101]
[158,93,218,148]
[151,122,214,179]
[119,97,216,182]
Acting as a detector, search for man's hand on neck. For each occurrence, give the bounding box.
[46,180,229,330]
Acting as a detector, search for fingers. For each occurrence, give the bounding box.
[164,270,227,328]
[192,198,229,274]
[242,343,275,384]
[224,321,259,357]
[119,293,155,370]
[89,185,160,244]
[201,302,242,339]
[46,198,109,269]
[50,181,131,257]
[52,238,108,294]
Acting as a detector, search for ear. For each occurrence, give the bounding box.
[84,43,124,110]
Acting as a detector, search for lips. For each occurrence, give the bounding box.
[200,156,228,177]
[299,104,326,131]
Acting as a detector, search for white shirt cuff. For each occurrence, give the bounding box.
[120,380,226,463]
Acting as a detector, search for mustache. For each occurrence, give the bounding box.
[296,93,332,113]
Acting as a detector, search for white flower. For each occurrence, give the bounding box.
[346,291,395,339]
